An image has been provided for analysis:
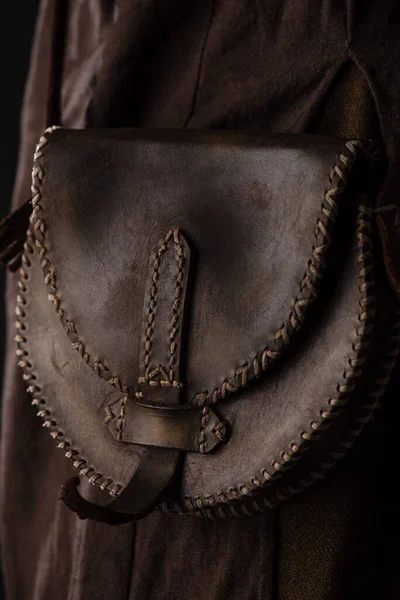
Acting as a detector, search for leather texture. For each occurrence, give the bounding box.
[17,127,400,520]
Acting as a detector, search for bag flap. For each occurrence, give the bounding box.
[31,128,368,404]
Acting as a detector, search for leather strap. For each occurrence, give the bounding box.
[61,447,181,524]
[138,228,191,403]
[106,398,230,453]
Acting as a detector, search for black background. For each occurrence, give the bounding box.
[0,3,40,596]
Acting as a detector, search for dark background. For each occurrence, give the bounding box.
[0,3,40,596]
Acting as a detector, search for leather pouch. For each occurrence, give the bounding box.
[11,126,400,523]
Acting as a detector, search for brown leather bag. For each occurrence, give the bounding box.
[2,124,398,524]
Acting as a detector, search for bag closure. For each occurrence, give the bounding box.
[106,228,230,453]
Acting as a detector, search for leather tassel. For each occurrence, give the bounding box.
[0,199,32,271]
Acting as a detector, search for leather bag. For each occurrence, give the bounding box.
[5,124,400,524]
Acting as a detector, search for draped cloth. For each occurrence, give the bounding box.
[1,2,400,598]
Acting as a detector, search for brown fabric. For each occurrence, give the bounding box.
[1,1,400,599]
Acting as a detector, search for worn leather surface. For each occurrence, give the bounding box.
[20,127,399,515]
[39,129,350,401]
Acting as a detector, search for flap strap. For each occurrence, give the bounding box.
[106,398,230,453]
[62,228,229,524]
[138,228,191,402]
[107,228,230,453]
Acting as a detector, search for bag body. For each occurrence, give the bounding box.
[12,125,400,522]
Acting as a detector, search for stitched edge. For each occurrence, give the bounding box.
[106,390,142,440]
[139,228,185,387]
[195,140,368,406]
[210,298,400,519]
[16,225,122,497]
[115,390,129,441]
[199,406,209,454]
[170,229,185,382]
[30,128,370,408]
[161,204,399,517]
[30,127,131,399]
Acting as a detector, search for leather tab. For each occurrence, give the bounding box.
[138,228,191,404]
[106,397,230,453]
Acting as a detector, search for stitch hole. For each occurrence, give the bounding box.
[320,410,332,419]
[37,409,49,418]
[23,373,36,381]
[79,466,92,476]
[194,496,204,509]
[64,449,78,458]
[110,484,122,497]
[16,348,28,357]
[57,441,69,449]
[89,474,101,485]
[100,479,113,491]
[73,459,86,469]
[18,360,32,369]
[227,488,241,501]
[204,495,215,507]
[27,384,41,394]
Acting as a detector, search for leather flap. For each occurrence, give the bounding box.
[30,128,371,406]
[19,127,400,519]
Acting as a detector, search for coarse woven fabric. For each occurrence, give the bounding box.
[1,1,400,599]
